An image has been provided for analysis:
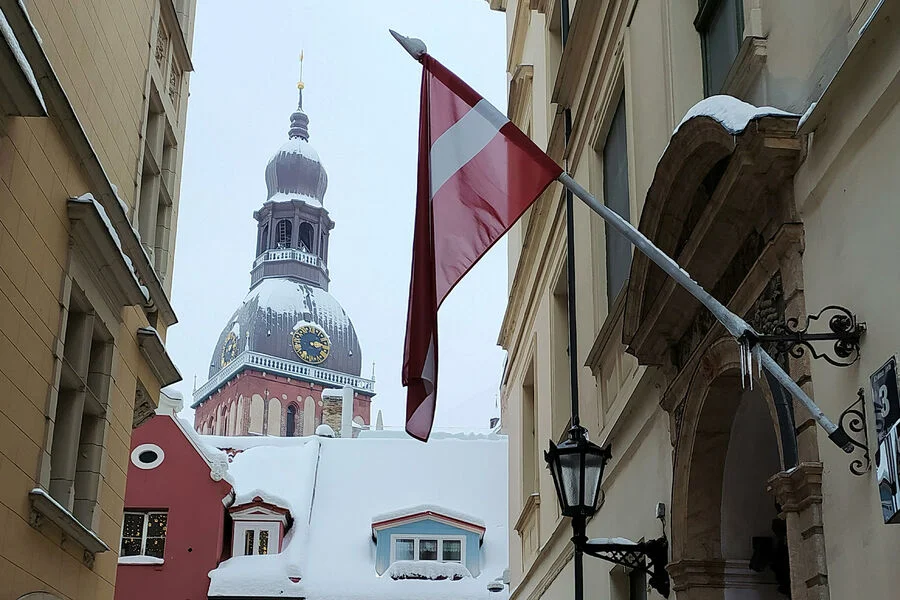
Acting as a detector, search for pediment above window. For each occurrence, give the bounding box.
[623,100,803,366]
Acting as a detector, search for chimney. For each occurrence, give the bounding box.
[156,386,184,415]
[341,385,353,439]
[321,388,343,435]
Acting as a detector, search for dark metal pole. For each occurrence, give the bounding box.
[559,0,579,431]
[559,1,583,599]
[573,515,586,600]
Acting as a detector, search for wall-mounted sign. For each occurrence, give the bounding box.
[873,356,900,524]
[871,357,900,443]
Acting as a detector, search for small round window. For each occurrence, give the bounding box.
[131,443,165,469]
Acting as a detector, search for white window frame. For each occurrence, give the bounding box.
[121,510,168,558]
[233,521,280,556]
[389,534,466,564]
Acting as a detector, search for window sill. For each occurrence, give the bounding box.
[29,488,109,567]
[118,555,165,565]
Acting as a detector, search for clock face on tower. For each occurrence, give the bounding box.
[291,323,331,364]
[221,331,239,367]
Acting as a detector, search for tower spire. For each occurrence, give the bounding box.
[289,51,310,140]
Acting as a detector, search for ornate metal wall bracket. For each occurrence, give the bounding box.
[581,536,670,597]
[830,388,870,476]
[751,305,865,367]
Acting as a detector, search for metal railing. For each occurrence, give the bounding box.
[253,248,323,268]
[192,351,375,406]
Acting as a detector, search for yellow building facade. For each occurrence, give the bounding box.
[0,1,194,598]
[493,0,900,599]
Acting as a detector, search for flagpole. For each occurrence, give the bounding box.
[556,172,853,450]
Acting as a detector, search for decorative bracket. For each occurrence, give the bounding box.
[750,305,865,367]
[835,388,871,476]
[581,536,670,597]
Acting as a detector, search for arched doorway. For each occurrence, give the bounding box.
[669,342,791,599]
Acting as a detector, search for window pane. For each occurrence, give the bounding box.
[603,93,631,305]
[120,536,142,557]
[395,538,415,561]
[145,536,165,559]
[419,539,438,560]
[122,513,144,539]
[147,513,167,538]
[702,0,742,95]
[442,539,462,562]
[245,530,255,556]
[259,530,269,555]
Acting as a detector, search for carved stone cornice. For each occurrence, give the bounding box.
[508,65,534,126]
[767,462,824,513]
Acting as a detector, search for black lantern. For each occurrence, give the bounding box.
[545,426,612,518]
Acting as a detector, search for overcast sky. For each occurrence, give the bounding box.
[165,0,509,430]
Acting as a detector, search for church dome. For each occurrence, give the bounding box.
[264,92,328,202]
[209,277,362,379]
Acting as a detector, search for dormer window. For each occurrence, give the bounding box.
[372,505,486,578]
[229,496,291,557]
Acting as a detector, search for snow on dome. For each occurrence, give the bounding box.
[386,560,472,581]
[203,434,508,600]
[275,135,321,163]
[372,504,486,530]
[266,191,323,209]
[675,95,796,136]
[315,424,335,437]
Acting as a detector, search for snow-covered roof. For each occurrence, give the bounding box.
[674,95,797,136]
[205,434,508,600]
[372,504,487,532]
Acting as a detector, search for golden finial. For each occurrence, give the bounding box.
[297,51,305,90]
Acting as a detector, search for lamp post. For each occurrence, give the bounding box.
[544,428,670,598]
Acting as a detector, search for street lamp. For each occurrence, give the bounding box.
[544,426,611,519]
[545,426,671,598]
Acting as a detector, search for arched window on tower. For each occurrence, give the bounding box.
[258,224,269,255]
[298,222,314,253]
[286,404,298,437]
[276,219,292,248]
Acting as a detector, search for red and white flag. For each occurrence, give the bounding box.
[403,53,562,441]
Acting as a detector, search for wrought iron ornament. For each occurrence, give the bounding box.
[835,388,871,476]
[753,305,866,367]
[582,537,670,597]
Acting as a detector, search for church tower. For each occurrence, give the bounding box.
[192,72,374,437]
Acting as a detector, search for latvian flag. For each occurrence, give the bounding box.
[403,53,562,441]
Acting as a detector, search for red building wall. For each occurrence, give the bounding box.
[193,369,372,436]
[115,415,233,600]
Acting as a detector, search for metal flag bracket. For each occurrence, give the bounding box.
[837,388,871,476]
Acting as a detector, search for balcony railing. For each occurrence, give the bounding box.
[192,350,375,407]
[253,248,323,268]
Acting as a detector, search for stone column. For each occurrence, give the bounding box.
[767,462,830,600]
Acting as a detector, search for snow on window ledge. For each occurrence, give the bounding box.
[118,555,165,565]
[385,560,472,581]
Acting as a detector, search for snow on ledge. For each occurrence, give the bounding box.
[118,555,164,565]
[372,504,486,529]
[0,5,46,112]
[587,537,637,546]
[675,95,797,136]
[385,560,472,581]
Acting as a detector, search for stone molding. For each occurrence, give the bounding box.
[668,558,777,592]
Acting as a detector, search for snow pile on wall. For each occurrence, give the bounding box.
[675,95,796,135]
[386,560,472,581]
[203,435,509,600]
[207,438,320,597]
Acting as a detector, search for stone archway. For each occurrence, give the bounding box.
[668,338,789,599]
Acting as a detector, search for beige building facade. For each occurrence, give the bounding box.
[0,1,194,598]
[492,0,900,599]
